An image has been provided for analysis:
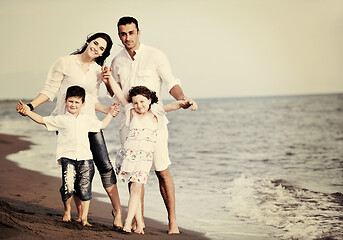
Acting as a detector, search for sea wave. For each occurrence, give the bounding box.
[225,175,343,240]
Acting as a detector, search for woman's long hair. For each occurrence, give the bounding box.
[71,32,113,66]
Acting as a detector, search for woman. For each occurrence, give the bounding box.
[16,32,123,229]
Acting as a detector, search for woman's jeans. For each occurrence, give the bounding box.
[88,131,117,188]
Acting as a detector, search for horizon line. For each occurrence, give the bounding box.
[2,91,343,103]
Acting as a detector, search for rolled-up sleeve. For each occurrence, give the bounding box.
[40,57,65,101]
[156,52,181,93]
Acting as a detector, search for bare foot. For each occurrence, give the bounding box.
[82,221,93,227]
[134,226,145,234]
[62,212,71,222]
[132,221,145,231]
[75,217,81,223]
[123,223,132,234]
[112,209,123,228]
[168,221,180,234]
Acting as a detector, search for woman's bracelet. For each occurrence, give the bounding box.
[26,103,34,111]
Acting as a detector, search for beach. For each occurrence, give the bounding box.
[0,133,210,240]
[1,95,342,240]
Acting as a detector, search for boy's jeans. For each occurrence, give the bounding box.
[60,158,95,202]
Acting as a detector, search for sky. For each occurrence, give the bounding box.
[1,0,343,100]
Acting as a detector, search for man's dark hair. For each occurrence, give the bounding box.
[65,85,86,103]
[117,16,139,31]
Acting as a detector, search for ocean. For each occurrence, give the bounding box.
[1,94,342,240]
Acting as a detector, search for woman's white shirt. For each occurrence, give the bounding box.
[40,55,102,116]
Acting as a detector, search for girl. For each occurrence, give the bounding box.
[107,77,193,234]
[16,33,123,228]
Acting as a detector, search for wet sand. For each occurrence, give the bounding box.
[0,133,210,240]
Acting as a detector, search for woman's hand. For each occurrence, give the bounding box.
[16,93,49,116]
[16,100,29,116]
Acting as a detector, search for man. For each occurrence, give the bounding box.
[102,16,197,234]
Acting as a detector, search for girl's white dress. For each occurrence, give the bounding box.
[115,103,167,184]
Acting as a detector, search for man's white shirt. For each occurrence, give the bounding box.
[111,43,180,128]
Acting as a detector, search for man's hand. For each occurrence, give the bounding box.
[179,97,198,111]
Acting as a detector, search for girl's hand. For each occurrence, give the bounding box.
[101,66,112,84]
[16,100,29,116]
[188,99,198,111]
[179,97,198,111]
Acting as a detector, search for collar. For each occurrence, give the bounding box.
[124,43,145,60]
[65,111,83,118]
[72,54,96,69]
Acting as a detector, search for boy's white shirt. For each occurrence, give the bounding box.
[43,112,102,164]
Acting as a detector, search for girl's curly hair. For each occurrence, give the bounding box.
[128,86,158,106]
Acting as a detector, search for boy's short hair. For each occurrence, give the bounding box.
[65,86,86,103]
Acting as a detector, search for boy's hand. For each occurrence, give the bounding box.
[108,102,120,117]
[16,100,29,116]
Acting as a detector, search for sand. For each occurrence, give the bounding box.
[0,133,210,240]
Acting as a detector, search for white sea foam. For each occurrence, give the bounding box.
[2,95,343,240]
[226,175,343,240]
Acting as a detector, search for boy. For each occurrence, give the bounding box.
[17,85,118,226]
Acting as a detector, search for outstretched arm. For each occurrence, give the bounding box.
[106,74,129,106]
[163,100,197,113]
[30,93,50,109]
[17,100,45,125]
[16,93,49,115]
[100,113,113,130]
[95,101,120,118]
[169,85,198,111]
[17,57,65,115]
[95,102,109,114]
[169,84,186,101]
[100,103,120,129]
